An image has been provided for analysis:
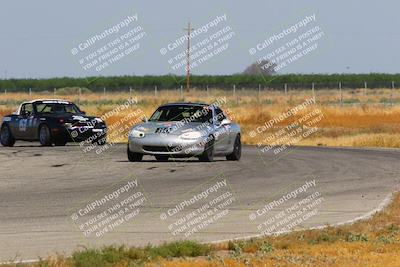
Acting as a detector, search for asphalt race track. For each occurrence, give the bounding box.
[0,143,399,261]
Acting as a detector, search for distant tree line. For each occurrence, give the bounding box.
[0,73,399,92]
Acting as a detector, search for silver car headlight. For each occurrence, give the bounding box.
[129,129,145,138]
[179,131,202,139]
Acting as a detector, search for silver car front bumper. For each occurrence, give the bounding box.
[128,133,206,156]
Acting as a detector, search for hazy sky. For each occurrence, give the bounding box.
[0,0,398,78]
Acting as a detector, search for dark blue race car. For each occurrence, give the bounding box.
[0,99,107,147]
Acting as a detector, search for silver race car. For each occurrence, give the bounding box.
[127,102,241,162]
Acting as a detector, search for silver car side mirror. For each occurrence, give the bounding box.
[141,116,148,122]
[220,118,231,126]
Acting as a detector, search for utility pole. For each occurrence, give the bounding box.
[391,81,395,106]
[183,22,194,92]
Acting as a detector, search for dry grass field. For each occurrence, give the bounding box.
[0,88,399,148]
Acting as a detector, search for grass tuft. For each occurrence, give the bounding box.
[70,241,210,267]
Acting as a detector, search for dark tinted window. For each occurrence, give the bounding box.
[35,103,81,115]
[214,107,226,122]
[149,105,212,123]
[21,104,33,116]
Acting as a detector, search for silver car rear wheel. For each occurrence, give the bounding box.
[226,134,241,161]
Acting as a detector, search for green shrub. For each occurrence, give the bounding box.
[345,233,368,242]
[71,241,210,266]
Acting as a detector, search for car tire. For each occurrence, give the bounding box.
[199,136,214,162]
[92,136,107,146]
[96,140,106,146]
[39,124,52,146]
[0,124,15,147]
[54,141,67,146]
[226,134,241,161]
[97,138,107,146]
[127,145,143,162]
[155,155,169,161]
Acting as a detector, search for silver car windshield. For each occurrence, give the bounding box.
[149,105,212,123]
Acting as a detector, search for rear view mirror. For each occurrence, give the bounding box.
[141,116,148,122]
[81,111,86,115]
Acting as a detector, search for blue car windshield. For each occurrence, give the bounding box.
[35,103,81,115]
[149,105,212,123]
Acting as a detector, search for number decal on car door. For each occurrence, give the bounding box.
[19,119,27,131]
